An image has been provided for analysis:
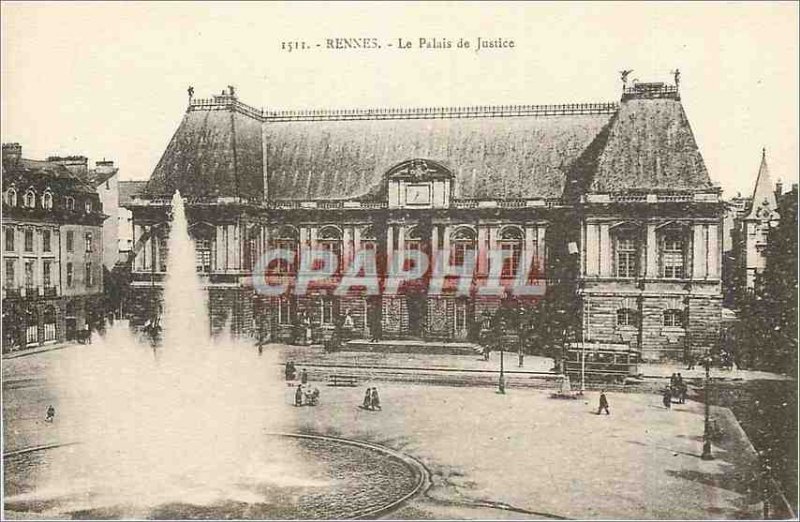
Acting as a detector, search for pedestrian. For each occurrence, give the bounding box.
[679,382,687,404]
[686,355,695,371]
[370,387,381,411]
[662,388,672,409]
[295,385,304,407]
[669,373,677,388]
[363,387,372,410]
[45,405,55,422]
[597,390,610,415]
[301,368,308,385]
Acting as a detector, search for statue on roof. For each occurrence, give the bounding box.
[187,86,194,100]
[619,69,634,88]
[228,85,235,96]
[672,69,681,88]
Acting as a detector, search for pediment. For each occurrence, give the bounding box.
[386,159,453,181]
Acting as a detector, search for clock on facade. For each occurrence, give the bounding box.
[406,184,431,205]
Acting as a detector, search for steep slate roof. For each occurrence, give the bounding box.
[5,158,98,194]
[119,180,147,206]
[266,112,614,200]
[144,108,264,199]
[743,149,778,220]
[587,98,713,193]
[141,87,715,201]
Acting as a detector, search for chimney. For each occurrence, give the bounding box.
[2,143,22,166]
[47,155,89,176]
[95,159,117,175]
[775,179,783,198]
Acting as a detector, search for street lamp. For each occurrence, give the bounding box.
[701,352,715,460]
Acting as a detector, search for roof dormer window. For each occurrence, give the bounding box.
[65,196,75,211]
[4,188,17,207]
[42,191,53,210]
[85,199,93,213]
[23,189,36,208]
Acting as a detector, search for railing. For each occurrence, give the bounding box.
[622,83,679,101]
[188,94,619,123]
[3,287,20,298]
[43,286,57,297]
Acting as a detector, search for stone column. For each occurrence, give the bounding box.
[708,224,719,279]
[599,223,611,277]
[536,226,546,274]
[477,226,489,276]
[692,224,706,279]
[216,225,226,272]
[646,223,658,278]
[430,225,439,265]
[585,223,599,276]
[343,226,353,270]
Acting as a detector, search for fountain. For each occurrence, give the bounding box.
[3,192,425,519]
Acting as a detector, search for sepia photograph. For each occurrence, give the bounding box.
[1,2,798,520]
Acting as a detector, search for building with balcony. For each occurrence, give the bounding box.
[2,143,106,351]
[126,79,725,361]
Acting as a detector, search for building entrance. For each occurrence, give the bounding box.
[406,294,427,339]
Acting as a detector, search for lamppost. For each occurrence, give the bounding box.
[499,336,505,394]
[701,352,715,460]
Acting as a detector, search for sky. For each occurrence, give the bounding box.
[2,1,798,198]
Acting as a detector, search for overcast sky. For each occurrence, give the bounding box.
[2,1,798,198]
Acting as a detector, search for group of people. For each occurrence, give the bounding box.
[284,361,308,385]
[295,383,320,407]
[663,373,687,408]
[362,387,382,410]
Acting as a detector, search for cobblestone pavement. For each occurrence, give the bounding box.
[3,345,766,519]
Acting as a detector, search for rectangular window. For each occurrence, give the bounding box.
[24,260,34,291]
[66,231,74,252]
[66,262,74,287]
[42,260,52,288]
[615,237,637,278]
[85,232,93,253]
[195,239,212,273]
[86,262,93,287]
[5,259,15,289]
[501,242,522,278]
[24,229,34,252]
[663,309,685,327]
[278,298,293,325]
[42,230,51,252]
[4,227,14,251]
[616,308,637,327]
[662,236,685,279]
[455,300,468,332]
[320,298,334,325]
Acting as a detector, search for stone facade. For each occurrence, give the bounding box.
[125,80,725,361]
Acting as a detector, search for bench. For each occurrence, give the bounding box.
[327,374,359,387]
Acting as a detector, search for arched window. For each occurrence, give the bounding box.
[23,189,36,208]
[42,191,53,210]
[663,309,685,328]
[84,199,93,213]
[499,226,523,278]
[451,226,476,267]
[65,196,75,211]
[661,232,687,279]
[318,226,342,271]
[5,188,17,207]
[616,308,638,327]
[612,226,640,278]
[361,225,377,251]
[271,226,298,274]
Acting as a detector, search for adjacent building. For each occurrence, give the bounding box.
[2,143,106,351]
[126,79,725,361]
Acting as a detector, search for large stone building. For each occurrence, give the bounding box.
[126,79,724,361]
[2,144,106,351]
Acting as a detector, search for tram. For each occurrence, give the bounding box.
[564,342,642,385]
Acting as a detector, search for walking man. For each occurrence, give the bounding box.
[597,390,610,415]
[362,388,372,410]
[662,388,672,409]
[45,405,55,423]
[370,388,382,411]
[301,368,308,385]
[295,385,304,407]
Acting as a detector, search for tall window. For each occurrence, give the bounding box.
[5,188,17,206]
[278,297,293,325]
[66,262,74,287]
[271,226,298,274]
[42,230,51,252]
[5,259,15,289]
[42,192,53,210]
[85,200,93,213]
[662,233,685,279]
[66,230,74,252]
[24,229,34,252]
[318,226,342,272]
[65,196,75,211]
[42,260,52,289]
[615,235,638,278]
[195,239,212,273]
[451,227,476,267]
[4,227,14,251]
[24,260,34,291]
[499,227,523,278]
[24,190,36,208]
[86,262,94,287]
[616,308,638,327]
[85,232,93,253]
[319,297,334,325]
[663,309,684,328]
[43,306,56,342]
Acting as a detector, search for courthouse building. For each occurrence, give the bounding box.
[127,79,724,361]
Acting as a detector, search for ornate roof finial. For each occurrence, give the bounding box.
[619,69,634,89]
[228,85,236,96]
[671,68,681,88]
[187,86,194,100]
[762,147,766,160]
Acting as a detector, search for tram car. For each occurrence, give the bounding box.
[564,342,642,384]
